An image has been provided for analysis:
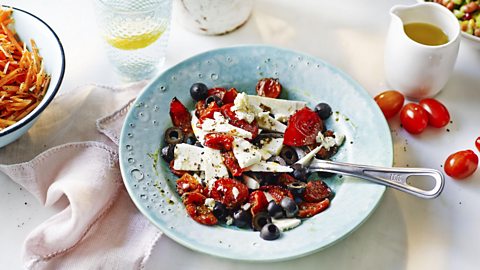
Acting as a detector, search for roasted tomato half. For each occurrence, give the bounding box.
[302,180,332,203]
[221,151,243,177]
[183,192,218,225]
[283,107,323,146]
[204,133,234,151]
[256,78,282,98]
[169,97,192,133]
[249,190,269,216]
[176,173,203,196]
[297,198,330,218]
[210,178,249,208]
[260,185,294,204]
[221,103,259,139]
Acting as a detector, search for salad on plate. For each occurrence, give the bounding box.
[161,78,345,240]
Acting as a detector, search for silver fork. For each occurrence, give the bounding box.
[307,159,445,199]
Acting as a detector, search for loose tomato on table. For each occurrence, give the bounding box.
[221,151,243,177]
[374,90,405,119]
[400,103,429,134]
[183,192,218,225]
[297,198,330,218]
[256,78,282,98]
[204,133,234,151]
[444,150,478,180]
[221,103,259,139]
[476,137,480,152]
[169,97,193,133]
[419,98,450,128]
[210,178,249,208]
[249,190,268,216]
[283,107,323,146]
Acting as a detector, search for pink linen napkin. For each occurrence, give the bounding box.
[0,82,162,269]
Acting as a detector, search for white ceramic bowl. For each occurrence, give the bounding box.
[0,7,65,148]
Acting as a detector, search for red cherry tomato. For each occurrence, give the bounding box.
[256,78,282,98]
[204,133,234,151]
[297,198,330,218]
[210,178,249,208]
[444,150,478,180]
[183,192,218,225]
[283,107,323,146]
[302,180,332,203]
[249,190,269,216]
[176,173,203,196]
[476,137,480,152]
[169,97,192,133]
[374,90,405,119]
[419,98,450,128]
[400,103,429,134]
[259,185,294,204]
[221,103,259,139]
[221,151,243,177]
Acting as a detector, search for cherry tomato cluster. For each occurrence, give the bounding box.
[374,90,479,180]
[374,90,450,134]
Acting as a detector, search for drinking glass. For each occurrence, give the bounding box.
[95,0,172,81]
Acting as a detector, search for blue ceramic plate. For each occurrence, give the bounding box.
[119,45,392,262]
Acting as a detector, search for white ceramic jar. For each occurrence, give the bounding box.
[176,0,254,35]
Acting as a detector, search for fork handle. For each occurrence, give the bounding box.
[309,159,445,199]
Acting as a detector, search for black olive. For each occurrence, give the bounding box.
[184,133,197,145]
[314,103,332,120]
[205,95,223,107]
[252,133,284,145]
[252,212,272,231]
[280,197,298,218]
[190,82,209,101]
[164,127,184,145]
[287,181,307,197]
[280,146,298,165]
[268,156,287,166]
[267,200,284,219]
[161,144,175,162]
[212,201,228,221]
[233,209,252,228]
[260,223,280,240]
[248,172,277,186]
[292,163,309,182]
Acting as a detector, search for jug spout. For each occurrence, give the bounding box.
[389,5,411,25]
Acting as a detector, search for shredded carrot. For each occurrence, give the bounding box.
[0,8,51,131]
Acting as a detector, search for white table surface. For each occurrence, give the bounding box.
[1,0,479,269]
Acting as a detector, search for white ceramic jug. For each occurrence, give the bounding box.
[384,3,460,99]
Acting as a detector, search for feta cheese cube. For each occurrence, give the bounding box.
[203,148,229,189]
[246,161,293,173]
[232,138,262,168]
[173,144,205,171]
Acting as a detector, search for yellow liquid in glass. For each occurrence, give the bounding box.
[404,22,449,46]
[106,30,163,50]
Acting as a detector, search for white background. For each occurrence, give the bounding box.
[1,0,480,269]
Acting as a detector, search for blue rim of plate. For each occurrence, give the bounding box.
[0,6,65,137]
[119,45,392,262]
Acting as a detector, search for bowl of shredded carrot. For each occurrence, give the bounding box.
[0,6,65,147]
